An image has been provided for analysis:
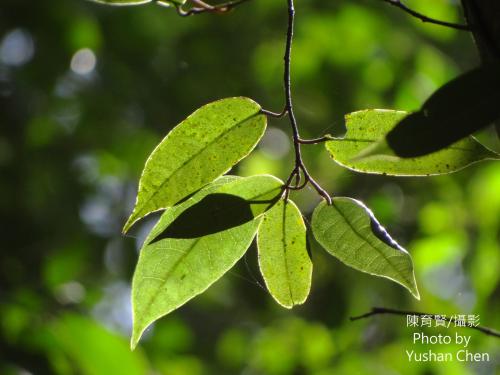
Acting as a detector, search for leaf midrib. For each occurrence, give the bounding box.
[281,202,295,305]
[136,111,262,216]
[137,182,282,326]
[329,137,486,154]
[137,237,201,332]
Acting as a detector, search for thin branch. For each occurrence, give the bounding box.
[381,0,471,31]
[283,0,301,186]
[279,0,332,204]
[172,0,334,203]
[190,0,214,8]
[350,307,500,339]
[173,0,250,17]
[298,135,334,144]
[261,108,288,118]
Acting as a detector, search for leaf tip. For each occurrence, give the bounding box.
[410,284,420,301]
[123,208,143,234]
[281,302,294,310]
[122,216,135,234]
[130,321,148,351]
[130,338,138,351]
[274,297,306,309]
[130,327,140,350]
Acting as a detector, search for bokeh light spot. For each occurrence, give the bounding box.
[70,48,96,75]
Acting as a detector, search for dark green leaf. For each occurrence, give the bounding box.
[386,63,500,157]
[151,193,255,240]
[311,198,419,299]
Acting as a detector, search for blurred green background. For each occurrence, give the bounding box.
[1,0,499,374]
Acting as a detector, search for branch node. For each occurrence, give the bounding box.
[261,108,288,118]
[172,0,249,17]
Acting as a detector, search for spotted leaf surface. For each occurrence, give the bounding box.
[325,109,499,176]
[257,199,312,308]
[131,175,283,348]
[311,198,419,299]
[124,97,267,233]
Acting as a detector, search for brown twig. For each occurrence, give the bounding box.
[260,108,288,118]
[172,0,250,17]
[298,135,335,144]
[170,0,334,204]
[273,0,332,204]
[381,0,471,31]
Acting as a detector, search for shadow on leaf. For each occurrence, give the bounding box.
[370,218,400,251]
[150,193,280,242]
[387,62,500,157]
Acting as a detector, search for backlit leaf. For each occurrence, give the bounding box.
[257,199,312,308]
[311,198,419,298]
[325,109,499,176]
[131,175,283,348]
[124,97,267,233]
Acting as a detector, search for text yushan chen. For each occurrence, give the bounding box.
[406,332,490,362]
[404,314,491,363]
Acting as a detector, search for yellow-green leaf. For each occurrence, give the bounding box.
[311,198,419,299]
[257,199,312,308]
[325,109,499,176]
[124,97,267,233]
[131,175,283,349]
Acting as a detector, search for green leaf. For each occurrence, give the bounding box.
[311,198,419,299]
[257,199,312,308]
[325,109,499,176]
[124,97,267,233]
[131,175,283,349]
[52,314,149,375]
[87,0,185,6]
[386,63,500,157]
